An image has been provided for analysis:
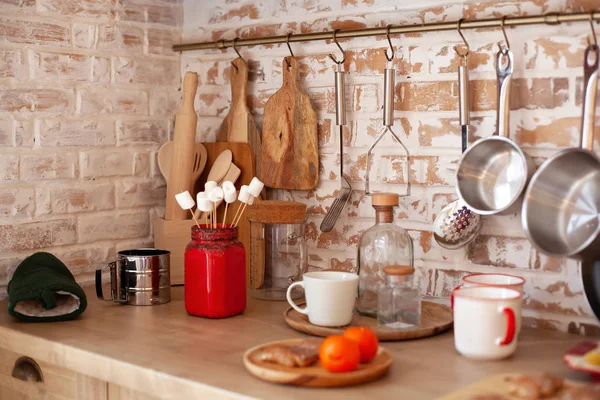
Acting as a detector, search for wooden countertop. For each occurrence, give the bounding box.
[0,287,593,400]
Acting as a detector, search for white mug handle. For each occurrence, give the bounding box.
[286,282,308,315]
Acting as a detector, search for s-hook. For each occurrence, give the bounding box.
[285,32,295,68]
[498,16,511,53]
[328,29,346,65]
[230,37,244,72]
[384,24,394,61]
[453,18,470,64]
[589,11,598,46]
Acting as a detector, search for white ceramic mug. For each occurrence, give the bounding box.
[286,271,359,327]
[453,286,522,360]
[451,273,525,309]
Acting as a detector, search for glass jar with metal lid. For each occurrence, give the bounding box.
[247,200,308,301]
[356,192,414,317]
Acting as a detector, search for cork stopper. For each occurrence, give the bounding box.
[247,200,307,224]
[372,193,399,207]
[383,265,414,276]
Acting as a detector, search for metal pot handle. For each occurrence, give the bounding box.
[495,47,513,139]
[581,44,599,151]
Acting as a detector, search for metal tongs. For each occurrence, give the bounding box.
[365,26,410,196]
[320,31,353,233]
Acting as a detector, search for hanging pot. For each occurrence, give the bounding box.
[456,47,536,215]
[521,43,600,260]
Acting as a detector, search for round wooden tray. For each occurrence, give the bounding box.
[284,301,452,341]
[243,339,392,387]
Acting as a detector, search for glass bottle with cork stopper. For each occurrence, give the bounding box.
[356,192,414,317]
[377,265,421,329]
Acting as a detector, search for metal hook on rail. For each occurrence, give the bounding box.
[328,29,346,65]
[285,32,295,68]
[453,18,470,60]
[384,24,394,61]
[588,11,598,46]
[230,37,244,72]
[498,16,511,53]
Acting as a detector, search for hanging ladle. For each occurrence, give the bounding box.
[365,25,410,197]
[433,19,482,249]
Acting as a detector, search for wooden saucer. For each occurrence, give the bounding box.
[284,301,452,341]
[243,339,392,387]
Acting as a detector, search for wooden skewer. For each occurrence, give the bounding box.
[189,209,200,228]
[233,202,249,227]
[222,203,229,227]
[231,202,242,226]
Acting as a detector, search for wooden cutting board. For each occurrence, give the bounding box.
[284,301,452,341]
[243,339,392,388]
[260,56,319,190]
[440,373,592,400]
[216,58,262,179]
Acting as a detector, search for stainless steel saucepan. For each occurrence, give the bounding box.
[456,46,536,215]
[522,43,600,260]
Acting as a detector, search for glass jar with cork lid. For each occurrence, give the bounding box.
[377,265,421,329]
[356,192,414,317]
[247,200,308,301]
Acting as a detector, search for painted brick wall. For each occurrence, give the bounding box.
[181,0,600,334]
[0,0,182,294]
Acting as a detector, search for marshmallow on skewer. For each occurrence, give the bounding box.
[233,185,256,227]
[231,185,249,226]
[175,191,200,227]
[175,191,195,210]
[247,177,264,198]
[208,187,224,202]
[205,181,218,193]
[197,196,212,228]
[197,197,212,212]
[208,187,223,228]
[222,181,236,203]
[238,185,251,203]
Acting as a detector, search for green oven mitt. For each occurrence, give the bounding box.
[7,252,87,322]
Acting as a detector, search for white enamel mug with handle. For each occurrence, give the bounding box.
[286,271,359,327]
[453,286,522,360]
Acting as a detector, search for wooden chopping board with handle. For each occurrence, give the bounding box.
[260,56,319,190]
[216,58,262,178]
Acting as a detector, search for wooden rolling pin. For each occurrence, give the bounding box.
[165,72,198,220]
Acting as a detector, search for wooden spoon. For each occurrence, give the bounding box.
[158,142,208,186]
[206,149,233,184]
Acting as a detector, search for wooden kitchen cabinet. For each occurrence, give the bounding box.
[0,347,155,400]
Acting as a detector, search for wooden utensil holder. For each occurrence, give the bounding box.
[154,216,196,285]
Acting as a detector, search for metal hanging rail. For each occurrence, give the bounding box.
[173,11,599,52]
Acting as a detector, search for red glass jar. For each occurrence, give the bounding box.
[184,224,246,318]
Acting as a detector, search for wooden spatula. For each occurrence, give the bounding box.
[157,142,208,186]
[216,58,262,178]
[260,56,319,190]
